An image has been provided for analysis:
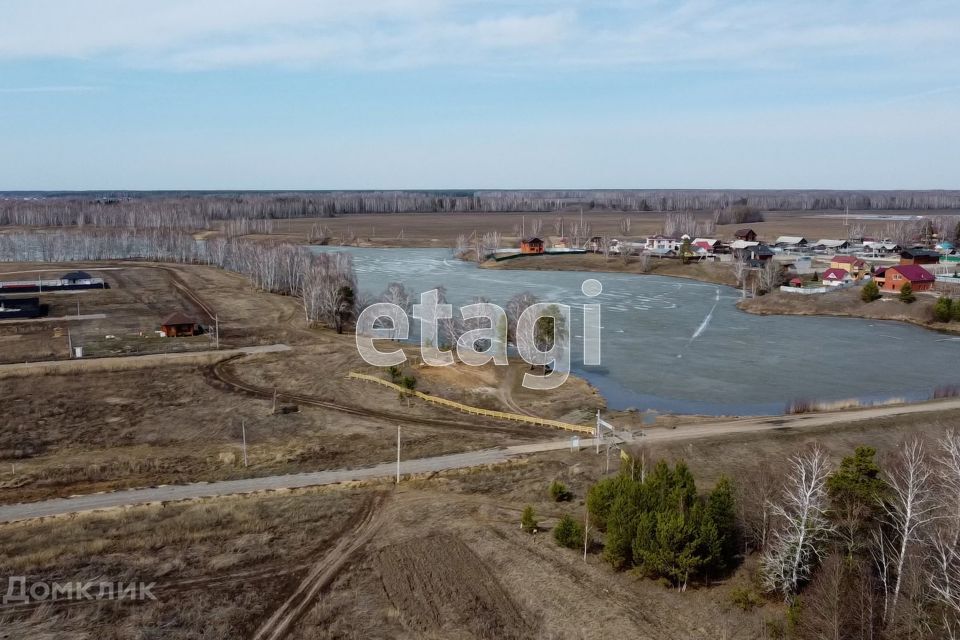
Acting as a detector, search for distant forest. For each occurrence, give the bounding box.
[1,189,959,230]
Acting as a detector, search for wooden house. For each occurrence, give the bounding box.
[900,249,941,265]
[160,312,200,337]
[520,237,544,254]
[734,229,757,242]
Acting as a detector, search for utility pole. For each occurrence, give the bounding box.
[396,425,401,484]
[241,420,248,467]
[595,409,600,454]
[583,509,589,562]
[215,315,220,349]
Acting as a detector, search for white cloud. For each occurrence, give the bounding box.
[0,0,956,74]
[0,85,98,93]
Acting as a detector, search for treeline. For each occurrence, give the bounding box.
[3,189,960,232]
[585,435,960,638]
[0,229,356,331]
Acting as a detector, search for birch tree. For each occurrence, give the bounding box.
[876,437,938,627]
[761,446,833,600]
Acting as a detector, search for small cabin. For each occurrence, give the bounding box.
[160,312,200,337]
[62,270,93,285]
[520,237,544,254]
[734,229,757,242]
[900,249,941,266]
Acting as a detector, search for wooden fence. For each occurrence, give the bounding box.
[347,372,594,434]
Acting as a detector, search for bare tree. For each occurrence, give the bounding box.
[553,216,565,237]
[758,260,784,294]
[662,211,697,238]
[454,233,469,258]
[737,462,779,552]
[618,217,632,236]
[847,221,867,242]
[929,430,960,635]
[876,437,938,627]
[505,291,539,345]
[532,217,544,236]
[762,445,833,600]
[731,255,749,293]
[883,220,919,247]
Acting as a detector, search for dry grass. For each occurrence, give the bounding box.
[0,350,232,380]
[4,408,960,638]
[0,487,368,639]
[243,209,910,250]
[740,286,960,334]
[484,251,739,285]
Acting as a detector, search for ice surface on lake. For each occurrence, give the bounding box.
[318,247,960,415]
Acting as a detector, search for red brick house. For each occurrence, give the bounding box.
[882,265,935,292]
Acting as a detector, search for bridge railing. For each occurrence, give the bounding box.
[347,372,594,434]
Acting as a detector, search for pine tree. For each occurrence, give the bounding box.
[521,505,538,533]
[604,490,640,569]
[934,296,953,322]
[706,476,738,571]
[861,280,881,302]
[899,282,916,303]
[553,513,585,549]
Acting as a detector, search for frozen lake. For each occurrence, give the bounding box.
[317,246,960,416]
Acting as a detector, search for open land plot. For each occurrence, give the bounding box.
[240,209,959,249]
[0,359,542,505]
[4,408,959,639]
[740,285,960,334]
[0,265,215,363]
[0,261,319,364]
[482,251,740,286]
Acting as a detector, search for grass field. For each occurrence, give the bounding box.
[3,407,959,639]
[244,209,958,249]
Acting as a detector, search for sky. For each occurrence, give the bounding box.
[0,0,958,190]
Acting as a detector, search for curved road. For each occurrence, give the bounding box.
[3,397,960,524]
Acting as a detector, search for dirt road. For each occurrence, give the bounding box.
[0,343,291,376]
[252,492,389,640]
[3,397,960,524]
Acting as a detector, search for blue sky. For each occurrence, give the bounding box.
[0,0,958,190]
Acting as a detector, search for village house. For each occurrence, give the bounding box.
[821,268,853,287]
[862,241,901,257]
[882,264,935,292]
[729,239,759,251]
[734,228,757,242]
[813,239,849,252]
[736,244,773,264]
[645,235,680,252]
[692,238,720,254]
[900,249,940,265]
[520,237,544,254]
[62,270,95,285]
[0,296,45,319]
[160,312,201,337]
[872,266,887,288]
[830,255,868,279]
[774,236,808,249]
